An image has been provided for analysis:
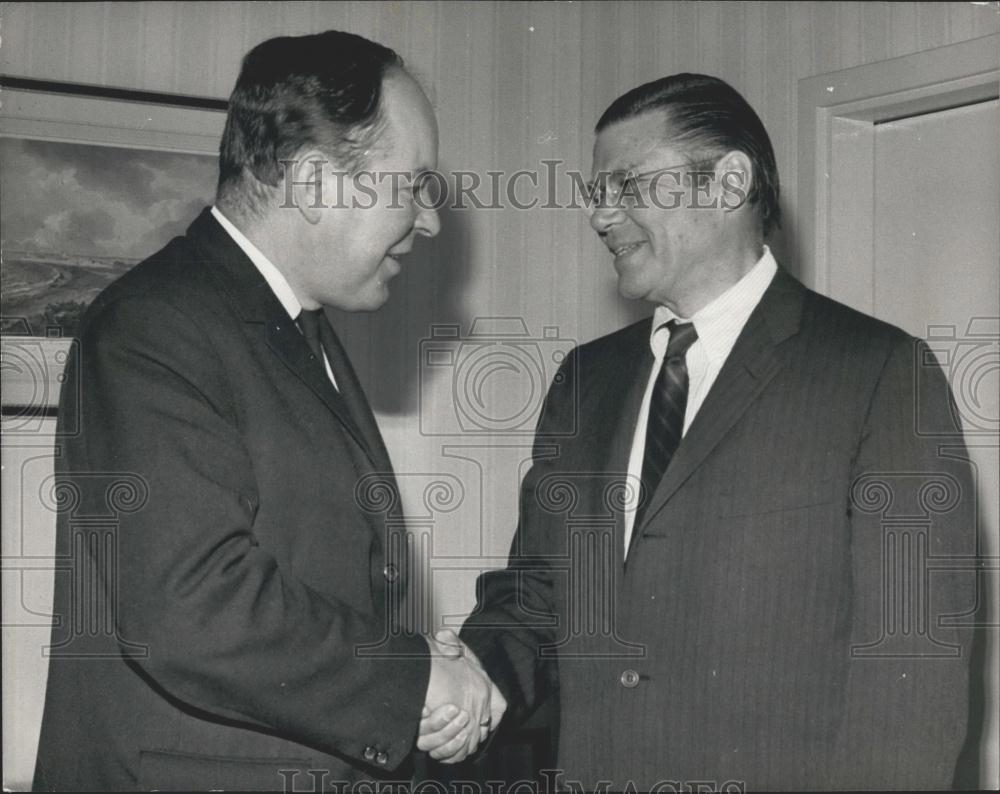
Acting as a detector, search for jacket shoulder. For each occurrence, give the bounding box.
[78,232,225,339]
[797,281,916,355]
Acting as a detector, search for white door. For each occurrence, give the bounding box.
[871,96,1000,790]
[799,36,999,787]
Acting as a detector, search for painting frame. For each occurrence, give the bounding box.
[0,77,227,414]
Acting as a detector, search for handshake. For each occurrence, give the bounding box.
[419,628,507,763]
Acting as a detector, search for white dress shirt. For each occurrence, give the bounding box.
[622,246,778,552]
[211,206,337,388]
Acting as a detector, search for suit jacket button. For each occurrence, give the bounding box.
[376,751,388,765]
[383,564,399,582]
[620,669,640,688]
[363,746,376,761]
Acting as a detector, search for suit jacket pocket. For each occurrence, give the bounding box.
[138,749,310,791]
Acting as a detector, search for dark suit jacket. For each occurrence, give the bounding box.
[33,209,430,791]
[462,268,976,791]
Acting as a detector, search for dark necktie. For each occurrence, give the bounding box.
[296,308,391,469]
[633,320,699,531]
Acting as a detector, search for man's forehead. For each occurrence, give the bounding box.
[374,72,439,171]
[592,109,677,171]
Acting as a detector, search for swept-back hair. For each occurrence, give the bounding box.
[597,73,780,236]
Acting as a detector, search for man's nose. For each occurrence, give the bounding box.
[415,204,441,238]
[588,201,626,235]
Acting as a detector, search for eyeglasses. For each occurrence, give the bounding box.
[585,157,721,209]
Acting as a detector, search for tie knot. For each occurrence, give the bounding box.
[297,308,323,331]
[297,308,324,334]
[296,309,324,358]
[665,321,698,359]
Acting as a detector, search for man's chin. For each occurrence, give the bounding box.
[353,295,390,313]
[616,276,649,302]
[362,283,392,312]
[325,288,390,313]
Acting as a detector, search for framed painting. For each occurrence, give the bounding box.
[0,78,227,413]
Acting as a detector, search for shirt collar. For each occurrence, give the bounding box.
[211,206,303,320]
[650,245,778,361]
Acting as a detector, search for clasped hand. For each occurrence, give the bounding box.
[419,629,507,763]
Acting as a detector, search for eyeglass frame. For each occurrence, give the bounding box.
[585,156,723,209]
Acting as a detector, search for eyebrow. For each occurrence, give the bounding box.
[592,161,645,178]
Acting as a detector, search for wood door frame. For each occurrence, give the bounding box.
[797,33,1000,790]
[796,33,999,304]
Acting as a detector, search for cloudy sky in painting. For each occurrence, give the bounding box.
[0,137,218,260]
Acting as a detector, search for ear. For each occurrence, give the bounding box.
[283,148,344,225]
[716,150,753,212]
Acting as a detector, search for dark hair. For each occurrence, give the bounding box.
[596,73,780,237]
[217,30,403,215]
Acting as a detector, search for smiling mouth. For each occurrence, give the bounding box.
[611,242,644,257]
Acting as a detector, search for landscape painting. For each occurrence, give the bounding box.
[1,137,218,338]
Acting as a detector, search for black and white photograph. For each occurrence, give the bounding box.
[1,2,997,791]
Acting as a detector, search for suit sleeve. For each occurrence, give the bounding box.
[70,294,429,769]
[834,336,977,788]
[459,352,578,721]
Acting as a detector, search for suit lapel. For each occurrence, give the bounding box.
[263,320,388,472]
[584,321,652,569]
[185,208,387,473]
[315,316,395,475]
[637,268,806,530]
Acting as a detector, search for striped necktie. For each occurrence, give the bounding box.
[633,320,698,531]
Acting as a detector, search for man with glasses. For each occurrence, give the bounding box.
[433,73,976,789]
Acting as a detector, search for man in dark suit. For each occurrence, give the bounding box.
[449,74,977,789]
[33,30,501,792]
